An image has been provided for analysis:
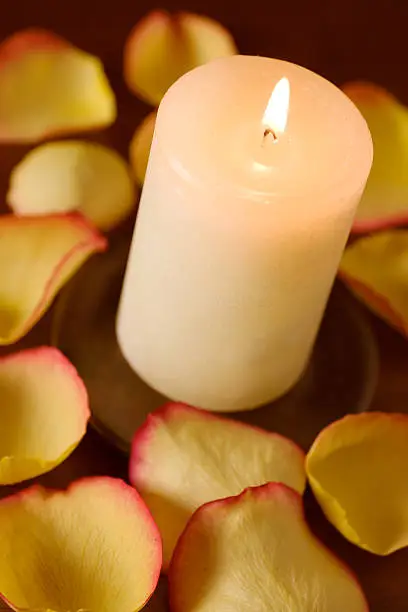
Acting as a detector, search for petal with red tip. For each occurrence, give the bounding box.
[8,141,136,230]
[130,112,156,185]
[130,403,306,569]
[0,214,106,344]
[0,477,162,611]
[343,82,408,232]
[124,11,237,105]
[0,29,116,142]
[0,347,90,485]
[340,231,408,336]
[169,483,368,612]
[307,412,408,555]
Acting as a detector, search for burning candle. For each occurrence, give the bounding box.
[117,55,372,412]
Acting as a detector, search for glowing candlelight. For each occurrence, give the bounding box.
[262,77,290,140]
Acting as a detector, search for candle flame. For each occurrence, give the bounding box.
[263,77,290,137]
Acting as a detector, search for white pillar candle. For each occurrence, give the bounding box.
[117,55,372,412]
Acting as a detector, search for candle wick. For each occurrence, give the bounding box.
[263,127,278,143]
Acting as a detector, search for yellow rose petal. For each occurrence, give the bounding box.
[307,412,408,555]
[129,112,156,185]
[0,28,116,142]
[130,403,306,569]
[124,10,237,105]
[0,214,106,344]
[343,82,408,232]
[0,346,90,485]
[8,141,136,230]
[0,477,162,611]
[169,484,368,611]
[340,231,408,335]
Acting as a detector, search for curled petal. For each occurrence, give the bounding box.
[343,81,408,232]
[0,29,116,142]
[0,347,90,485]
[0,214,106,344]
[8,141,136,230]
[340,231,408,335]
[130,112,156,185]
[130,403,306,569]
[169,484,368,612]
[124,10,237,105]
[0,477,162,611]
[307,412,408,555]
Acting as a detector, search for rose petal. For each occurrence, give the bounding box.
[343,82,408,232]
[0,346,89,485]
[130,112,156,185]
[124,10,237,105]
[307,412,408,555]
[340,231,408,335]
[0,477,162,611]
[0,29,116,142]
[0,214,106,344]
[8,141,136,230]
[169,483,368,612]
[130,403,306,569]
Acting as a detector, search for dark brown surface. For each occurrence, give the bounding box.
[1,1,408,610]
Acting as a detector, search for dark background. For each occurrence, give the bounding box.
[1,1,408,610]
[1,0,408,158]
[1,0,407,92]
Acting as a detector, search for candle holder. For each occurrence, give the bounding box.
[52,232,379,453]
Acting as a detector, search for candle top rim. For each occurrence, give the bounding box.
[153,55,373,203]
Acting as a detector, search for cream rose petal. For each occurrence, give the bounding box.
[8,141,136,230]
[130,403,306,569]
[0,29,116,142]
[0,346,90,485]
[0,477,162,611]
[124,11,237,105]
[0,214,106,344]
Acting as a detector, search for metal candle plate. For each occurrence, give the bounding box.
[52,236,378,453]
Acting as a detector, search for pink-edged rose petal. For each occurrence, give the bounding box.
[0,29,116,142]
[130,111,156,185]
[130,403,306,569]
[8,141,136,230]
[0,213,106,344]
[169,484,368,612]
[307,412,408,555]
[0,346,89,485]
[124,11,237,105]
[340,230,408,335]
[0,477,162,612]
[0,29,68,60]
[343,81,408,232]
